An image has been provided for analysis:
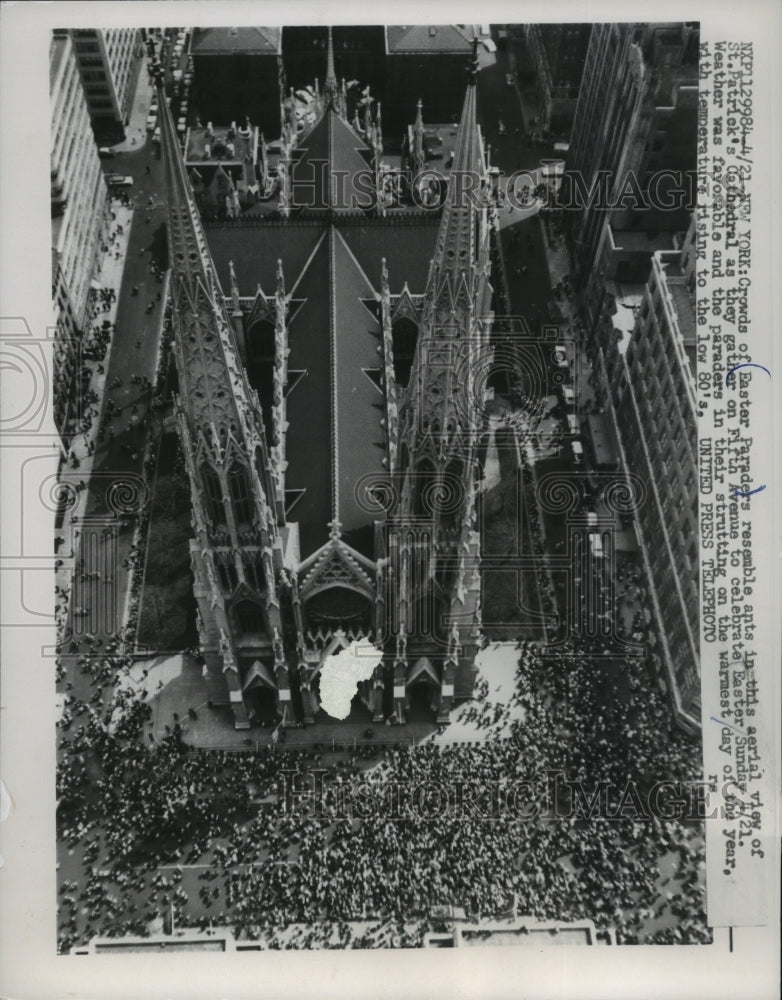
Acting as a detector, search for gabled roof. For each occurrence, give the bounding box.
[330,228,386,536]
[291,109,373,212]
[407,656,441,686]
[386,24,475,54]
[299,535,376,598]
[281,226,386,558]
[242,658,277,691]
[190,27,282,55]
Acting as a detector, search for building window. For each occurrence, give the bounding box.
[228,462,253,526]
[201,462,226,527]
[244,554,266,593]
[217,560,238,592]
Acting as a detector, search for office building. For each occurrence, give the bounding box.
[598,217,699,728]
[50,31,108,447]
[68,28,144,143]
[564,22,699,291]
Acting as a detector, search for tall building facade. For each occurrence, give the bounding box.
[523,24,590,135]
[68,28,143,143]
[598,218,699,729]
[564,22,699,291]
[154,35,490,729]
[50,31,108,447]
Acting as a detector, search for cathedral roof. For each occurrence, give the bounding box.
[282,227,386,558]
[338,220,440,293]
[205,218,440,298]
[290,108,374,212]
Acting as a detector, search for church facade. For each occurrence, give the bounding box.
[152,33,495,729]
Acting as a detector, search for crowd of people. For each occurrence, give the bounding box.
[56,628,710,953]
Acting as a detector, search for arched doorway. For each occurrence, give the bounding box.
[246,683,278,727]
[406,679,438,721]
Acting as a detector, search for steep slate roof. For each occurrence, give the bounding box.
[291,109,374,212]
[190,27,282,55]
[206,222,324,295]
[330,228,385,537]
[340,220,440,293]
[281,227,385,559]
[282,232,332,558]
[385,24,475,54]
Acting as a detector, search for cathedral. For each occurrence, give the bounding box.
[153,32,495,729]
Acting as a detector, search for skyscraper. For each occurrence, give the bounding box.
[564,22,699,294]
[68,28,143,143]
[50,30,108,447]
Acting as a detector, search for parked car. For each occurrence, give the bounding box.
[97,147,115,159]
[106,174,133,187]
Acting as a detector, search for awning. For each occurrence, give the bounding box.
[242,658,276,692]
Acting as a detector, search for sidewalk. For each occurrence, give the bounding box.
[113,64,155,153]
[505,45,544,136]
[56,200,135,630]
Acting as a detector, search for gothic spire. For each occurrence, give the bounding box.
[398,41,490,466]
[151,47,276,505]
[426,39,484,304]
[324,26,338,108]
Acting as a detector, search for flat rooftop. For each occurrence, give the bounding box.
[186,125,255,164]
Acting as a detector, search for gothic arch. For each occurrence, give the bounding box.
[246,317,275,445]
[227,460,253,526]
[392,316,418,388]
[304,585,373,630]
[246,317,275,364]
[201,461,226,527]
[413,457,436,516]
[231,595,264,635]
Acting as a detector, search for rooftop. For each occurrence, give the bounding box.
[49,34,68,89]
[190,26,282,55]
[386,24,475,54]
[186,124,256,164]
